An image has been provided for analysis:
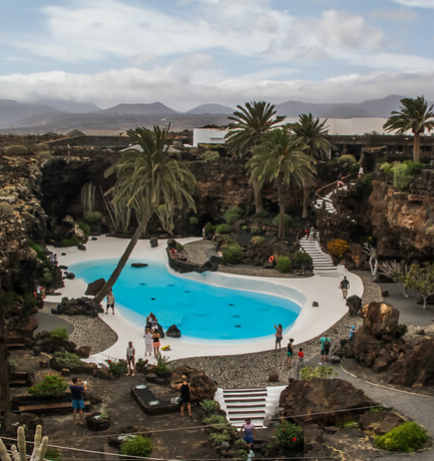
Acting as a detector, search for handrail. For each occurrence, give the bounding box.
[314,173,353,200]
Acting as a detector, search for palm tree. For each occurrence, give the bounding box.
[225,101,280,213]
[288,113,332,217]
[383,95,434,162]
[247,129,316,239]
[94,126,196,304]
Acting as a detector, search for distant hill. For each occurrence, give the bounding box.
[40,99,101,113]
[0,100,61,128]
[99,102,178,116]
[186,103,234,115]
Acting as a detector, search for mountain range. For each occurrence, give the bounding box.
[0,94,424,134]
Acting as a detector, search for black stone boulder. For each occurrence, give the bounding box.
[166,325,181,338]
[53,297,104,317]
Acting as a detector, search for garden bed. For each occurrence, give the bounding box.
[11,393,90,413]
[131,386,179,416]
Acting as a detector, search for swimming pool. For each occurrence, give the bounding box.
[70,259,301,341]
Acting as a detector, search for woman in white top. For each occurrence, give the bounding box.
[126,341,135,376]
[144,328,153,356]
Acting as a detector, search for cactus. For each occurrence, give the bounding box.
[0,425,48,461]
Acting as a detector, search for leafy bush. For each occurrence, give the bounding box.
[45,448,63,461]
[5,145,27,155]
[84,210,102,223]
[222,244,244,265]
[375,421,427,452]
[300,366,338,381]
[62,236,81,247]
[77,221,90,239]
[292,250,312,267]
[209,431,231,446]
[392,163,412,190]
[29,143,50,153]
[224,207,243,225]
[252,210,269,221]
[215,223,231,234]
[8,359,18,374]
[106,359,128,377]
[337,154,357,172]
[327,239,350,259]
[380,162,393,175]
[276,256,292,273]
[200,399,220,416]
[241,225,248,231]
[403,160,424,176]
[3,291,21,308]
[155,355,172,378]
[175,242,184,252]
[361,173,374,196]
[23,294,38,312]
[29,374,68,397]
[121,436,153,458]
[250,236,265,246]
[204,222,216,234]
[202,150,220,162]
[50,327,69,341]
[203,414,230,430]
[272,214,291,228]
[250,225,263,235]
[189,216,199,226]
[275,422,303,449]
[54,352,81,369]
[43,268,54,284]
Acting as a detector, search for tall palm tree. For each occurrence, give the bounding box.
[225,101,280,213]
[247,129,316,239]
[383,95,434,162]
[94,126,196,304]
[288,113,333,217]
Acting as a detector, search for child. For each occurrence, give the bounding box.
[298,347,304,365]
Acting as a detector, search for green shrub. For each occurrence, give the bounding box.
[62,236,81,247]
[78,221,90,239]
[8,359,18,374]
[276,256,292,273]
[29,374,68,397]
[45,448,63,461]
[204,222,216,234]
[200,399,220,416]
[30,143,50,153]
[189,216,199,226]
[43,268,54,284]
[222,244,243,265]
[250,225,263,235]
[84,210,102,223]
[241,225,248,231]
[23,294,38,312]
[155,355,173,378]
[215,223,231,234]
[3,291,21,308]
[375,421,427,452]
[276,422,303,449]
[202,150,220,162]
[380,162,393,175]
[392,163,412,190]
[300,366,338,381]
[203,414,230,430]
[5,145,28,155]
[209,431,231,446]
[175,242,184,252]
[252,210,269,220]
[361,173,374,196]
[292,250,312,267]
[50,327,69,341]
[337,154,357,172]
[224,206,243,225]
[121,435,153,458]
[250,236,265,246]
[272,214,291,228]
[106,359,128,377]
[403,160,424,176]
[53,352,81,369]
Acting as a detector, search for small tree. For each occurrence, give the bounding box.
[406,262,434,309]
[379,260,410,297]
[363,243,378,275]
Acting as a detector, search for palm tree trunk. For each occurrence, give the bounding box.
[277,181,286,240]
[413,133,421,163]
[94,212,152,304]
[253,181,263,214]
[0,287,10,413]
[302,179,310,219]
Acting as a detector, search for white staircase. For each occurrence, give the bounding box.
[215,387,285,429]
[314,184,348,214]
[299,236,339,278]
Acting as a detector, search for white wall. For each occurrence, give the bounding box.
[193,128,229,147]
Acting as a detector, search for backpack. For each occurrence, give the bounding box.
[323,338,331,350]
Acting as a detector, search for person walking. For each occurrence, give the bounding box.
[144,327,153,356]
[152,328,161,357]
[319,335,331,365]
[286,338,294,368]
[298,347,304,365]
[105,289,115,314]
[349,325,356,342]
[177,374,194,417]
[339,276,350,299]
[126,341,136,376]
[274,324,283,350]
[69,378,87,425]
[240,418,256,444]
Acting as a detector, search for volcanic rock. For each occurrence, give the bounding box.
[346,295,362,316]
[85,278,106,296]
[54,297,103,316]
[166,324,181,338]
[76,345,92,358]
[360,302,399,338]
[171,366,217,401]
[131,263,148,268]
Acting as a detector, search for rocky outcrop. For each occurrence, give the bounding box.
[389,338,434,387]
[53,297,104,317]
[359,302,399,338]
[85,278,106,296]
[166,325,181,338]
[170,365,217,401]
[279,378,373,425]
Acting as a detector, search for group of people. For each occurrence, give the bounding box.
[304,225,317,242]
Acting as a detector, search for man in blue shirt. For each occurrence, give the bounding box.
[70,378,87,425]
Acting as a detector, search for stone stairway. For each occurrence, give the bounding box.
[215,387,285,429]
[299,236,339,278]
[314,184,348,214]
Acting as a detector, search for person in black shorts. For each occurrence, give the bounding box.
[339,276,350,299]
[177,375,194,417]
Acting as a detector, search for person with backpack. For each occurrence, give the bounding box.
[339,276,350,299]
[319,336,331,365]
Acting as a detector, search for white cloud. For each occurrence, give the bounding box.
[371,7,419,21]
[390,0,434,7]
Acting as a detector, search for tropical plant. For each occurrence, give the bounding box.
[247,129,316,239]
[155,355,172,378]
[224,206,243,225]
[375,421,427,452]
[337,154,357,172]
[200,399,219,416]
[209,431,231,446]
[45,447,63,461]
[222,244,244,265]
[29,374,68,398]
[300,366,338,381]
[201,150,220,162]
[0,425,48,461]
[275,422,304,449]
[215,223,231,234]
[121,435,153,457]
[105,359,128,377]
[383,95,434,162]
[288,113,332,217]
[292,250,312,267]
[84,210,102,223]
[225,101,280,213]
[53,352,81,370]
[202,414,231,430]
[94,126,196,304]
[363,243,378,275]
[276,256,292,273]
[406,262,434,309]
[50,327,69,341]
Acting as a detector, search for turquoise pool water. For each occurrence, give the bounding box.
[70,259,301,340]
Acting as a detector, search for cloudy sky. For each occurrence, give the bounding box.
[1,0,434,110]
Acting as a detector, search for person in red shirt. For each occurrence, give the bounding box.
[298,347,304,365]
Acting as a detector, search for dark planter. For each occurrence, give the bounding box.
[12,393,90,413]
[85,413,111,431]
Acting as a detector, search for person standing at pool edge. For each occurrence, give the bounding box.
[106,289,115,314]
[144,327,153,356]
[274,324,283,350]
[152,328,161,357]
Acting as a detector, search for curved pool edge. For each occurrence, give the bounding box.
[46,236,364,363]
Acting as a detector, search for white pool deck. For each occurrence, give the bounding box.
[46,236,363,364]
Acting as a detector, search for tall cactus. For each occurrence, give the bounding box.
[0,425,48,461]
